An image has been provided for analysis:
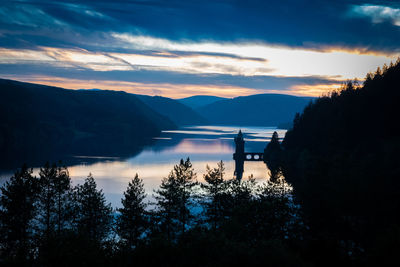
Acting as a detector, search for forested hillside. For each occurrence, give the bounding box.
[136,94,207,125]
[0,79,175,164]
[197,94,313,126]
[178,95,227,109]
[282,61,400,265]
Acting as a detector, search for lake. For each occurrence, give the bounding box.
[0,125,286,208]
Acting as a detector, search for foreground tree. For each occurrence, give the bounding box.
[0,165,38,263]
[225,176,257,217]
[154,158,197,241]
[35,162,73,241]
[34,162,76,264]
[264,131,282,181]
[201,161,226,230]
[74,174,113,244]
[116,174,148,249]
[255,177,302,241]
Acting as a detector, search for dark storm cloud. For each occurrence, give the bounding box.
[1,0,400,52]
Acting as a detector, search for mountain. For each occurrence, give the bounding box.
[0,79,175,165]
[136,95,207,125]
[197,94,313,126]
[78,88,102,91]
[282,62,400,264]
[178,95,227,109]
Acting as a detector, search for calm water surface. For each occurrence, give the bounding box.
[1,126,286,208]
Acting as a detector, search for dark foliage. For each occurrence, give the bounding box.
[0,160,306,266]
[74,174,113,244]
[116,174,148,249]
[153,158,198,241]
[264,131,283,180]
[0,165,38,264]
[35,163,72,238]
[282,60,400,265]
[35,162,75,263]
[201,161,226,230]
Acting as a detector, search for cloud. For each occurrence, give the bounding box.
[351,4,400,26]
[0,4,66,28]
[0,62,341,94]
[0,0,399,98]
[1,34,396,80]
[1,0,400,52]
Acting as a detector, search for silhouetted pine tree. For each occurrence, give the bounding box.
[154,158,197,241]
[225,176,256,216]
[36,163,57,241]
[255,178,302,241]
[34,162,74,264]
[35,163,72,240]
[116,174,147,249]
[0,165,38,263]
[264,131,282,180]
[201,161,226,230]
[74,174,113,244]
[53,165,73,235]
[293,112,301,129]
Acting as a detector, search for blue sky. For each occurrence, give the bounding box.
[1,0,399,98]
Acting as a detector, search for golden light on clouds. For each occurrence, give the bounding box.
[289,83,344,96]
[112,34,399,79]
[1,33,398,97]
[1,75,265,98]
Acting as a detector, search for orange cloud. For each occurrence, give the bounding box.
[1,75,270,98]
[289,83,343,96]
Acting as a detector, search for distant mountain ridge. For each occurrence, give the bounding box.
[136,95,207,125]
[178,95,227,109]
[197,94,314,126]
[0,79,176,165]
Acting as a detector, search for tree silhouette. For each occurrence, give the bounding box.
[0,161,310,266]
[0,165,38,263]
[201,161,226,230]
[74,174,113,244]
[255,179,302,241]
[35,163,72,242]
[154,158,197,241]
[116,174,148,249]
[264,131,282,181]
[282,60,400,265]
[36,162,57,241]
[34,162,75,263]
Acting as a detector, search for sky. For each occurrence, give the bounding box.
[1,0,400,98]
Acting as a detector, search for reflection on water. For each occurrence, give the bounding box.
[0,125,286,208]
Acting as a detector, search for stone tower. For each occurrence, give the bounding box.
[233,130,245,180]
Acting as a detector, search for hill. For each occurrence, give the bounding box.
[0,79,175,166]
[197,94,313,126]
[136,95,207,125]
[282,61,400,265]
[178,95,227,109]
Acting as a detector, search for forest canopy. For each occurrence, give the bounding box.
[282,59,400,266]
